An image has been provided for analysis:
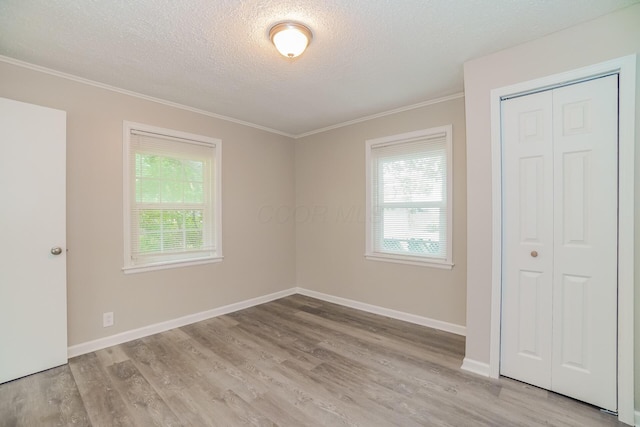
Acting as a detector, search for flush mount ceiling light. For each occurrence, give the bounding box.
[269,22,312,58]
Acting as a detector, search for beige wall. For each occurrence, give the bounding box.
[0,61,296,346]
[295,97,467,327]
[463,4,640,411]
[1,57,467,348]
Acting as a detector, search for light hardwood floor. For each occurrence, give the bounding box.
[0,295,625,426]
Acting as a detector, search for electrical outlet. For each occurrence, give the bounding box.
[103,311,114,327]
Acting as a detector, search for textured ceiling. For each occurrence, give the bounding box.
[0,0,638,136]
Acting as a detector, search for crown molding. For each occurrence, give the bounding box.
[0,55,464,140]
[294,92,465,139]
[0,55,295,138]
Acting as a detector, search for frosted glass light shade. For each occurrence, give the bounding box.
[269,22,312,58]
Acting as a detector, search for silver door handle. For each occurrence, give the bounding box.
[51,247,63,256]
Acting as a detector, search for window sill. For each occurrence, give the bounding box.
[365,253,454,269]
[123,256,223,274]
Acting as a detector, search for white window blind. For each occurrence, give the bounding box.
[123,122,221,272]
[366,126,453,267]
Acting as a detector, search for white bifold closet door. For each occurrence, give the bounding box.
[500,75,618,411]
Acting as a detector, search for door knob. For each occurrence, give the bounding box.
[531,250,538,258]
[50,247,63,256]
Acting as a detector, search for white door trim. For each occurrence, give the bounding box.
[489,55,636,425]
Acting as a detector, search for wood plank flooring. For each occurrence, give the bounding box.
[0,295,624,426]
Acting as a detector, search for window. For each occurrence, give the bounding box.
[123,121,222,273]
[365,125,453,268]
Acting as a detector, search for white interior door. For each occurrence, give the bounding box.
[0,97,67,384]
[500,75,618,411]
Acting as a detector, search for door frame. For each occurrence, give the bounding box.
[488,55,636,424]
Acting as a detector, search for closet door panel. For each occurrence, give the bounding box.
[551,75,618,412]
[500,90,554,389]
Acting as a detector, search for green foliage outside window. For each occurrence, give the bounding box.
[135,153,206,254]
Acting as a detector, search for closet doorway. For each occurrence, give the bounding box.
[500,75,617,411]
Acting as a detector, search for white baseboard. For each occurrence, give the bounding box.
[460,358,491,377]
[68,286,467,358]
[67,288,297,358]
[295,287,466,336]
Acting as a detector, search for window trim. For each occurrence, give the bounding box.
[365,125,453,269]
[122,121,223,274]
